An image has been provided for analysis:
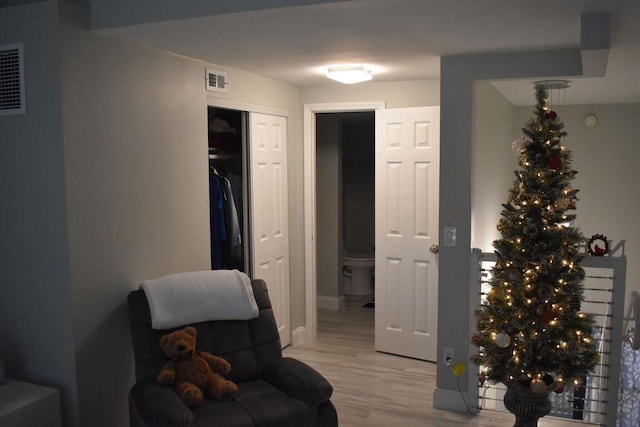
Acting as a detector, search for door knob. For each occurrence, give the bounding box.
[429,244,439,254]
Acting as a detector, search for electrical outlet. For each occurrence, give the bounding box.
[442,347,454,366]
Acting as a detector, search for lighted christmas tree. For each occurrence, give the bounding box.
[471,84,599,399]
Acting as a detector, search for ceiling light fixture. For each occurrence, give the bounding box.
[535,79,570,90]
[326,66,372,84]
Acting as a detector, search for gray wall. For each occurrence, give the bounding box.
[471,81,516,251]
[342,114,375,256]
[316,114,342,298]
[60,4,302,425]
[0,2,79,426]
[60,4,211,425]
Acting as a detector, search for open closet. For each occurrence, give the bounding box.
[207,105,291,346]
[208,106,249,272]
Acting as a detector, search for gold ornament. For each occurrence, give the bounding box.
[530,378,548,394]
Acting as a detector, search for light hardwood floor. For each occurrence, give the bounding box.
[284,295,582,427]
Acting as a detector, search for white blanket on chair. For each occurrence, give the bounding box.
[140,270,259,329]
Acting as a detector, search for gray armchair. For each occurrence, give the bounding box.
[128,278,338,426]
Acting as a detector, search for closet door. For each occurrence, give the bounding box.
[249,112,290,347]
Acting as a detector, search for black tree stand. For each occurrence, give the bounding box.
[503,382,551,427]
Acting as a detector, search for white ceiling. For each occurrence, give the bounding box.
[94,0,640,105]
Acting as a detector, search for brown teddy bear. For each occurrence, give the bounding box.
[157,326,238,407]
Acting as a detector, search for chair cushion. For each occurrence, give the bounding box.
[164,380,309,427]
[192,380,308,427]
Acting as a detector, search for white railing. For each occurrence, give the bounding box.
[470,249,627,426]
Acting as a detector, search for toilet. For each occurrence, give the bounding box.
[342,254,375,296]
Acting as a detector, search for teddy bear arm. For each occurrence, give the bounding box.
[157,361,176,385]
[201,351,231,375]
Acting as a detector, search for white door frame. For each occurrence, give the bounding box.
[303,101,385,344]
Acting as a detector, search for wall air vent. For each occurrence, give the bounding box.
[0,43,26,116]
[205,68,228,93]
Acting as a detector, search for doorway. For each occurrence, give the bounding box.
[303,102,384,345]
[316,111,375,302]
[303,103,440,362]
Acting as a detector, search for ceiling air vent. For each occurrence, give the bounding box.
[205,68,228,93]
[0,43,26,116]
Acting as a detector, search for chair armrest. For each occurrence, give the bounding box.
[261,357,333,406]
[130,381,195,427]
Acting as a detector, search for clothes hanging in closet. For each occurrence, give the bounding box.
[209,174,226,269]
[220,173,242,259]
[209,168,242,269]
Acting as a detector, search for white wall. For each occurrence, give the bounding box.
[301,79,440,107]
[471,81,517,251]
[0,2,79,426]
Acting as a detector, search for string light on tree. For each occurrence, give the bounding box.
[471,83,599,412]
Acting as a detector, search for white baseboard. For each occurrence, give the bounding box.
[316,294,345,311]
[433,387,471,413]
[291,326,306,347]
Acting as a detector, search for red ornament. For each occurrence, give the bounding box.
[545,110,558,121]
[537,302,556,324]
[478,373,486,386]
[554,379,566,394]
[548,156,562,171]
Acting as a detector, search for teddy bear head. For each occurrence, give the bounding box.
[159,326,198,360]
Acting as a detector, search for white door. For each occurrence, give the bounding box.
[374,106,440,361]
[249,112,291,347]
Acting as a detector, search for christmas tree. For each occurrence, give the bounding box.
[471,84,599,396]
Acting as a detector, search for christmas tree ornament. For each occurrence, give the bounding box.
[508,268,522,281]
[537,303,556,324]
[547,156,562,171]
[495,332,511,348]
[545,110,558,121]
[553,378,566,394]
[530,378,548,394]
[471,332,483,346]
[555,198,569,210]
[478,372,486,386]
